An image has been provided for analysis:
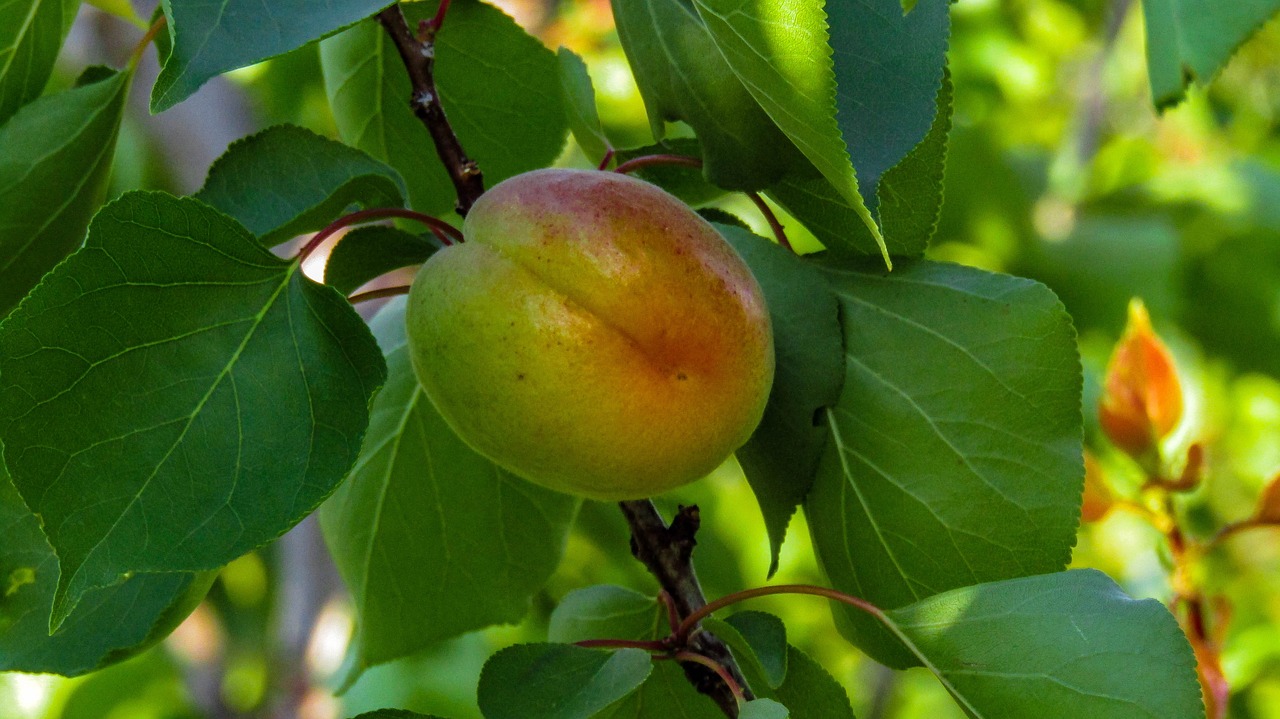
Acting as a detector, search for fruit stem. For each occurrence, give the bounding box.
[669,651,746,708]
[612,154,704,175]
[377,5,486,215]
[296,208,461,263]
[129,15,167,67]
[675,584,884,644]
[597,147,617,171]
[574,638,671,651]
[422,0,452,38]
[612,154,795,252]
[745,192,793,253]
[348,285,413,305]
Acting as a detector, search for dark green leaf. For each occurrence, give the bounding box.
[723,612,787,689]
[828,0,949,210]
[769,69,953,259]
[0,68,130,314]
[806,260,1082,666]
[615,139,727,207]
[548,585,662,644]
[740,699,788,719]
[716,225,843,574]
[477,644,652,719]
[0,0,65,125]
[1143,0,1280,109]
[151,0,390,112]
[322,299,577,682]
[609,0,806,190]
[558,47,610,164]
[321,0,567,216]
[769,646,855,719]
[324,226,438,295]
[0,468,214,675]
[884,570,1205,718]
[690,0,885,259]
[600,661,723,719]
[195,124,408,246]
[0,191,386,627]
[703,614,785,693]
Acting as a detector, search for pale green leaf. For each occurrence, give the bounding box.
[740,699,788,719]
[322,299,577,681]
[609,0,807,190]
[690,0,885,260]
[0,191,386,626]
[883,570,1205,718]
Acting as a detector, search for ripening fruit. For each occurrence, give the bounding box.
[405,169,775,500]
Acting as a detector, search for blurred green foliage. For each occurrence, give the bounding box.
[5,0,1280,718]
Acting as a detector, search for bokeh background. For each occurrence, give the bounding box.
[4,0,1280,717]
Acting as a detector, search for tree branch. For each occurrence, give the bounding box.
[618,500,754,717]
[376,4,485,216]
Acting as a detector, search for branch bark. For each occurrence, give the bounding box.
[376,4,486,216]
[619,500,754,717]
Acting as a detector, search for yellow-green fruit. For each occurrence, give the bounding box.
[405,169,774,500]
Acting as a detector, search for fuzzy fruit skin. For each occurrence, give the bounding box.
[406,169,774,500]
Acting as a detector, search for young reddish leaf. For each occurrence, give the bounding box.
[1256,474,1280,523]
[1099,299,1184,458]
[1080,451,1114,523]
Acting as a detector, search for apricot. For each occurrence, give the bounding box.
[405,169,774,500]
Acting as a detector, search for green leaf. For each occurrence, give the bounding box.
[715,225,843,574]
[740,699,788,719]
[690,0,886,261]
[600,660,724,719]
[883,570,1205,718]
[768,646,855,719]
[769,69,953,259]
[703,613,787,691]
[151,0,389,112]
[322,298,577,682]
[195,124,408,246]
[827,0,949,210]
[723,612,787,689]
[806,259,1082,666]
[1143,0,1280,109]
[609,0,807,190]
[0,0,65,125]
[321,0,567,216]
[548,585,662,644]
[324,226,439,296]
[0,67,131,314]
[557,47,610,164]
[477,644,653,719]
[0,191,387,627]
[0,468,215,676]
